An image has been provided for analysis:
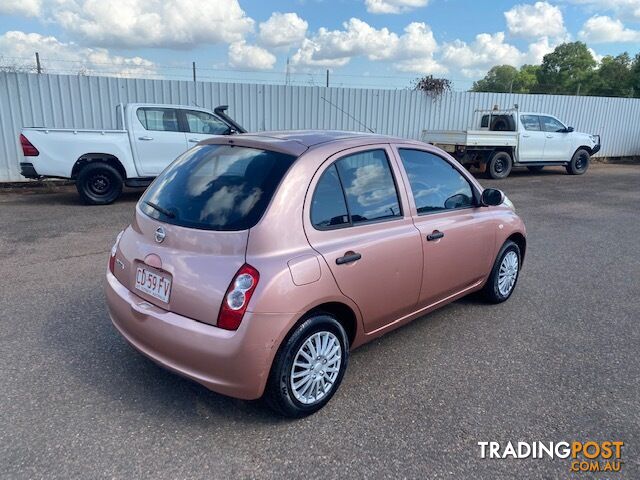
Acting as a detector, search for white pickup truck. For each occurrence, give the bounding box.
[422,108,601,179]
[19,103,245,204]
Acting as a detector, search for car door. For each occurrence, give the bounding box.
[540,116,571,162]
[392,146,496,307]
[131,107,189,176]
[304,145,423,334]
[181,109,232,147]
[518,115,546,162]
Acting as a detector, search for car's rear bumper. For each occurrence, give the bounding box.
[105,271,291,400]
[20,162,40,179]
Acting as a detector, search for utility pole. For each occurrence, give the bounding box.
[285,57,290,86]
[326,69,329,88]
[192,62,196,83]
[509,79,513,94]
[576,83,581,96]
[35,52,41,74]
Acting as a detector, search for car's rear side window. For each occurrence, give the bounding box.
[521,115,541,131]
[136,108,180,132]
[140,145,296,231]
[311,149,402,230]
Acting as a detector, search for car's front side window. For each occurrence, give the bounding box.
[311,149,402,230]
[136,108,181,132]
[184,110,229,135]
[398,149,475,215]
[540,116,565,133]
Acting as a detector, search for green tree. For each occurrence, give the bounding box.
[535,42,596,95]
[514,65,540,93]
[587,53,632,97]
[472,65,519,93]
[631,53,640,97]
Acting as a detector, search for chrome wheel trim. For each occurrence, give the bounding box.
[498,250,519,296]
[290,331,342,405]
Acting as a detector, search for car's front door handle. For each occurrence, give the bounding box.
[427,230,445,241]
[546,135,553,138]
[336,252,362,265]
[138,136,153,141]
[188,138,199,143]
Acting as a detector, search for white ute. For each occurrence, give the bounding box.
[422,107,601,179]
[19,103,245,204]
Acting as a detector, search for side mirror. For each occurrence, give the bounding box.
[481,188,505,207]
[565,126,574,133]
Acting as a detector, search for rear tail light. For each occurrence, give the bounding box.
[20,134,39,156]
[217,264,260,330]
[108,230,125,274]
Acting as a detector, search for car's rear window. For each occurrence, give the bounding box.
[140,144,297,231]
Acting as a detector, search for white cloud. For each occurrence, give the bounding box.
[505,2,567,40]
[228,41,276,70]
[579,15,640,43]
[52,0,254,49]
[0,0,41,17]
[365,0,429,14]
[291,19,444,73]
[0,31,156,77]
[567,0,640,22]
[258,12,308,48]
[440,32,524,77]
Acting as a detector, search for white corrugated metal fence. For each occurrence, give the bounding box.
[1,72,639,182]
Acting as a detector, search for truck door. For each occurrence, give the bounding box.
[518,115,546,162]
[131,107,188,176]
[540,116,572,162]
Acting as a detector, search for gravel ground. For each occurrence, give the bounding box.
[1,164,638,479]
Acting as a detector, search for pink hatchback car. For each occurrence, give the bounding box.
[105,131,526,417]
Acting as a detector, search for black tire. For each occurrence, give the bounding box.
[264,313,349,418]
[527,166,544,173]
[76,162,123,205]
[487,151,513,179]
[566,149,590,175]
[482,240,521,304]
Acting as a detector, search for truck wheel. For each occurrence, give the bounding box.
[527,166,544,173]
[487,152,512,179]
[76,162,123,205]
[566,149,590,175]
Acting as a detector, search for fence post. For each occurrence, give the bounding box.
[35,52,41,74]
[326,70,329,88]
[192,62,196,83]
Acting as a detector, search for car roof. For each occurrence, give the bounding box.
[198,130,422,156]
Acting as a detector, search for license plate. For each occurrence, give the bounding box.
[135,266,171,303]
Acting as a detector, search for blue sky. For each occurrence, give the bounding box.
[1,0,639,90]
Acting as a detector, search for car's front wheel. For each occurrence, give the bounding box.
[264,314,349,417]
[482,240,521,303]
[566,149,590,175]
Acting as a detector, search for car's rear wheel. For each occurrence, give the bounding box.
[487,151,513,179]
[482,240,521,303]
[76,162,123,205]
[527,166,544,173]
[264,313,349,418]
[566,149,590,175]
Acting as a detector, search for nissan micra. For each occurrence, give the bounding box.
[105,131,526,417]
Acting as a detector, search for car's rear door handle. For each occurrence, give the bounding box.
[546,135,553,138]
[138,136,153,141]
[427,230,444,241]
[336,252,362,265]
[522,134,530,138]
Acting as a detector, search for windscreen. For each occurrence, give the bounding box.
[140,144,297,231]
